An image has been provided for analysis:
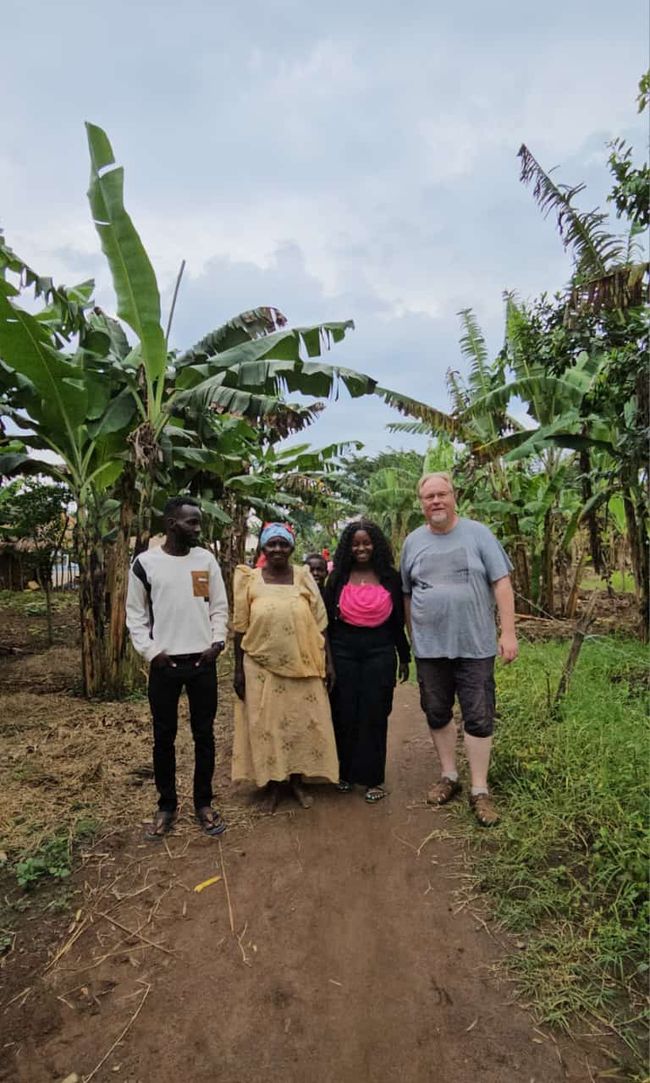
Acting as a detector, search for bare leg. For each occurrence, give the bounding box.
[463,733,492,791]
[428,720,458,777]
[259,781,281,814]
[290,774,314,809]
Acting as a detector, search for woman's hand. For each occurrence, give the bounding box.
[233,666,246,700]
[398,660,410,683]
[326,658,336,693]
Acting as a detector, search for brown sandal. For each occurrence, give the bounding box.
[426,777,462,806]
[469,792,500,827]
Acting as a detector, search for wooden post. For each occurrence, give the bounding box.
[553,591,599,715]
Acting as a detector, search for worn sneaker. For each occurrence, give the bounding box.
[469,792,500,827]
[426,777,462,806]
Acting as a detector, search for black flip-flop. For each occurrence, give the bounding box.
[196,807,227,836]
[145,810,177,841]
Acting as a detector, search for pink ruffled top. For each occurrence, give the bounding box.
[339,582,393,628]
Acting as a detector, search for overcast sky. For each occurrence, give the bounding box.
[2,0,647,456]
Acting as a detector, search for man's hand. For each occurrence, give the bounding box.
[151,651,176,669]
[398,660,410,683]
[498,633,518,664]
[233,666,246,700]
[195,642,225,667]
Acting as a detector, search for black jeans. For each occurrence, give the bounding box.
[148,655,218,812]
[330,623,396,787]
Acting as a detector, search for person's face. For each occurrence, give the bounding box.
[306,557,327,586]
[263,536,294,568]
[351,529,373,565]
[169,505,203,548]
[419,478,456,529]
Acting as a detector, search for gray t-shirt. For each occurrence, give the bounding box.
[400,518,512,659]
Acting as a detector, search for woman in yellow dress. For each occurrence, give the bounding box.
[232,523,338,812]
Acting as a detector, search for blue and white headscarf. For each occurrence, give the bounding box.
[260,522,295,549]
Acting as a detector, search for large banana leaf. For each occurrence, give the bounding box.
[175,321,359,391]
[85,123,166,383]
[459,371,588,423]
[0,280,89,438]
[177,354,377,414]
[176,308,288,367]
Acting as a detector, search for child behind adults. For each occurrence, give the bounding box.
[303,551,328,595]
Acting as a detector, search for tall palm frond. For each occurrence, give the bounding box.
[446,369,470,414]
[457,308,491,395]
[518,144,625,276]
[386,420,433,436]
[377,386,458,435]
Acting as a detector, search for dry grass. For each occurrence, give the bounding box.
[0,649,261,859]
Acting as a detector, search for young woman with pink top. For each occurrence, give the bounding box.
[325,520,410,801]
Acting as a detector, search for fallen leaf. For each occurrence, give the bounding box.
[193,875,222,894]
[60,1075,79,1083]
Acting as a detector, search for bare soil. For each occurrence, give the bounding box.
[0,596,627,1083]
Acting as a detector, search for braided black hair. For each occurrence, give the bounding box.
[328,519,396,597]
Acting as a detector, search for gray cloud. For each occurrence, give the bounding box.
[1,0,646,457]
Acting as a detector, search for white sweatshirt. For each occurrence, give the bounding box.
[125,546,229,663]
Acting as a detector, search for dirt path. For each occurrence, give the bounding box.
[5,685,597,1083]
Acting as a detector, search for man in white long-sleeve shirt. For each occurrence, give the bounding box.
[126,496,229,839]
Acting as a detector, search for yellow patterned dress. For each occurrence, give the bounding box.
[231,564,339,787]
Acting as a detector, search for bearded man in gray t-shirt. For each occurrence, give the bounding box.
[400,472,518,826]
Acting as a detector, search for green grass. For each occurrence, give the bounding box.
[581,570,636,593]
[0,589,77,611]
[474,637,649,1073]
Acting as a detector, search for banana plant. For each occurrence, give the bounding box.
[0,259,140,693]
[83,123,388,686]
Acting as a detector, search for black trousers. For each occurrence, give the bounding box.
[148,655,218,812]
[330,624,396,787]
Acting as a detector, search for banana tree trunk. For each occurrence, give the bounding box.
[579,449,604,574]
[35,564,54,647]
[623,486,649,641]
[134,477,155,557]
[219,494,247,608]
[509,536,531,614]
[104,467,137,696]
[539,508,555,617]
[75,515,106,697]
[564,546,586,620]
